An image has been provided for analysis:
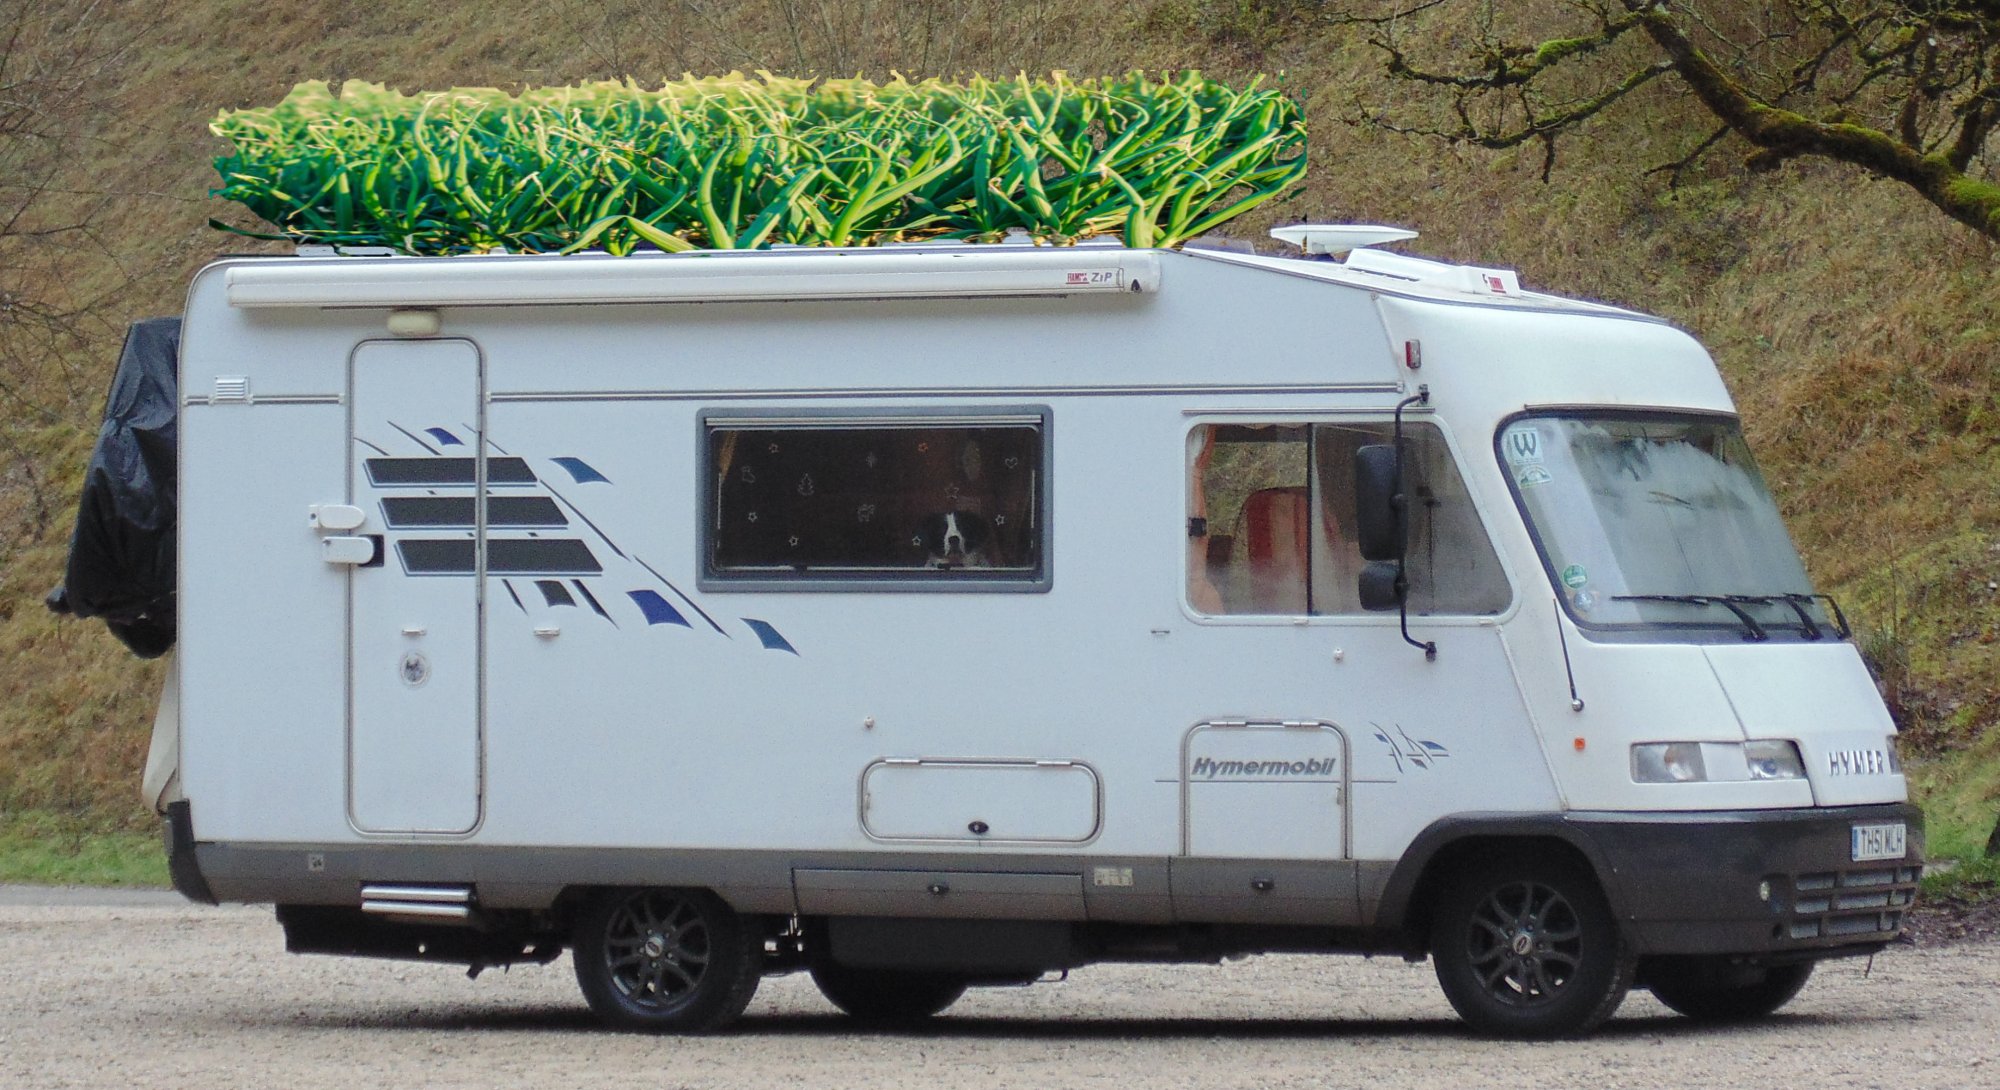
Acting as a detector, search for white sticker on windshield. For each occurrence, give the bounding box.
[1516,464,1553,487]
[1502,426,1543,466]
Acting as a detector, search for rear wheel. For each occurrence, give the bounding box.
[1430,858,1631,1038]
[809,962,968,1023]
[1647,958,1814,1022]
[572,887,762,1032]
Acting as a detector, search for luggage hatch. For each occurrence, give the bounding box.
[859,758,1101,843]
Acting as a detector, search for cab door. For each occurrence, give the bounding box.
[1174,416,1553,908]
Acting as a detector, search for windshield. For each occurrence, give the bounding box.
[1498,413,1837,640]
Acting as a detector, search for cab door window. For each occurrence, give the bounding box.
[1188,422,1509,616]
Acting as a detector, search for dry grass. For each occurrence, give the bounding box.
[0,0,1994,861]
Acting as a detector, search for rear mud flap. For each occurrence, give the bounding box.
[163,800,215,905]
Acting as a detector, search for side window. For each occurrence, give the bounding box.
[705,412,1045,587]
[1188,424,1311,614]
[1189,421,1508,616]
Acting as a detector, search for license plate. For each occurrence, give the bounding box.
[1851,822,1907,862]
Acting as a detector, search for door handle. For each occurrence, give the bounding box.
[324,535,383,566]
[309,504,367,531]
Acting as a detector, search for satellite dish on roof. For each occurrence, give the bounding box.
[1269,224,1419,255]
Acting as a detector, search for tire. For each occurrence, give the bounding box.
[809,962,968,1024]
[1648,958,1814,1023]
[571,887,763,1032]
[1430,858,1632,1038]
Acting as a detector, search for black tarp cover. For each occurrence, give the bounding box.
[46,317,181,657]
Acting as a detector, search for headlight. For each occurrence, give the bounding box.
[1632,740,1804,783]
[1632,743,1706,783]
[1744,740,1806,780]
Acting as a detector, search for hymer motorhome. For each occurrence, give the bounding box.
[70,226,1916,1037]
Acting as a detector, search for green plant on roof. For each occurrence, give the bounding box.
[209,72,1308,254]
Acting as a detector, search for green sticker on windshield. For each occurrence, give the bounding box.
[1560,564,1589,589]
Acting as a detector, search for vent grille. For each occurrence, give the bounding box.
[212,376,250,403]
[1780,865,1921,944]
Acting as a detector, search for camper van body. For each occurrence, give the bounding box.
[155,235,1919,1036]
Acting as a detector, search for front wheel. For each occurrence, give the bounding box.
[1647,958,1814,1022]
[809,962,968,1023]
[572,887,763,1032]
[1430,859,1632,1038]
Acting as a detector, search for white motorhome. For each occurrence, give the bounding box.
[144,227,1918,1037]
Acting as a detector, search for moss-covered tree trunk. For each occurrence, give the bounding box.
[1632,5,2000,242]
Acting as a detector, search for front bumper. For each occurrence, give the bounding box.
[1572,802,1922,958]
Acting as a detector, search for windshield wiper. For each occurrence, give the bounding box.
[1611,594,1769,641]
[1612,592,1849,641]
[1795,592,1852,639]
[1752,596,1856,636]
[1762,593,1825,640]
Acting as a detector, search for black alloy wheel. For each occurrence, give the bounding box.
[572,887,762,1032]
[1430,859,1632,1038]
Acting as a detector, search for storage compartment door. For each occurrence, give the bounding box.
[347,339,483,834]
[1183,721,1347,860]
[861,759,1100,843]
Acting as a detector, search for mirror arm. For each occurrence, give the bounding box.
[1393,385,1436,661]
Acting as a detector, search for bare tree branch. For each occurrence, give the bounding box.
[1335,0,2000,242]
[0,0,167,431]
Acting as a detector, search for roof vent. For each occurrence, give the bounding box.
[1342,247,1523,297]
[1269,224,1418,255]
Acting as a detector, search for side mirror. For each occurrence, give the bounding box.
[1358,560,1404,612]
[1354,444,1402,561]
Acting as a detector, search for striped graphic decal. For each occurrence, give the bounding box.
[398,538,604,576]
[365,456,538,486]
[380,496,569,529]
[364,426,796,653]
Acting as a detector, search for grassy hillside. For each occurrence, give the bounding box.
[2,0,1994,878]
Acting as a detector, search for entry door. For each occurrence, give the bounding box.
[348,339,483,834]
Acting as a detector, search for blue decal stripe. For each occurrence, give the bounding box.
[552,456,610,484]
[628,590,691,627]
[743,619,798,655]
[634,554,727,636]
[425,427,464,446]
[503,580,528,615]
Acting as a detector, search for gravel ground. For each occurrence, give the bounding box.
[3,891,1996,1090]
